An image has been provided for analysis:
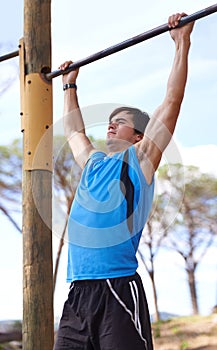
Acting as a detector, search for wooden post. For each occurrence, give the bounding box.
[21,1,54,349]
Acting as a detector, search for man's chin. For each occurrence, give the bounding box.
[106,138,132,152]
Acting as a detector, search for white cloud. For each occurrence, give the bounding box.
[179,143,217,175]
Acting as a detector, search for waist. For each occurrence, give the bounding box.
[70,272,140,288]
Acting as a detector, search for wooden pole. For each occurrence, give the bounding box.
[22,1,54,349]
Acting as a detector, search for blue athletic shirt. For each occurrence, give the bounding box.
[67,145,155,282]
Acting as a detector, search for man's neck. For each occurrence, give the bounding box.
[106,140,133,155]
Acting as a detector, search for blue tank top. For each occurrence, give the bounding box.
[67,145,154,282]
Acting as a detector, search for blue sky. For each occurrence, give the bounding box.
[0,0,217,321]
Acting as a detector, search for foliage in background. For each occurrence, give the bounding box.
[140,163,217,319]
[0,139,22,232]
[1,138,217,316]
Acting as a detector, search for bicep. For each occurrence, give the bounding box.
[137,100,181,173]
[68,132,96,169]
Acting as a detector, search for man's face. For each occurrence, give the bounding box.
[106,111,142,152]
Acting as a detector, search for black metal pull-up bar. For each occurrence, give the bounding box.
[46,3,217,80]
[0,49,20,62]
[1,3,217,79]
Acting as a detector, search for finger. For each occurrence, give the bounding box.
[168,14,178,28]
[168,13,186,28]
[58,60,73,70]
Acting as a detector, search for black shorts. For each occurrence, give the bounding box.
[54,273,153,350]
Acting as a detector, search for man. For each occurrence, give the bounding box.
[54,13,194,350]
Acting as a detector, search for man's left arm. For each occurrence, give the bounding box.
[136,13,194,184]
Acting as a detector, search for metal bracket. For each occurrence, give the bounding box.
[19,39,53,171]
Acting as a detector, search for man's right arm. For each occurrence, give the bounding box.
[60,61,96,169]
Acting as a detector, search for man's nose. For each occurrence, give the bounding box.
[108,122,117,130]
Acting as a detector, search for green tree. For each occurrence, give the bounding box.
[0,139,22,232]
[158,164,217,315]
[138,194,169,321]
[138,163,186,321]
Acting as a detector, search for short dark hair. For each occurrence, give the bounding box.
[109,106,150,135]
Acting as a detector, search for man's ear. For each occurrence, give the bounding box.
[135,133,143,142]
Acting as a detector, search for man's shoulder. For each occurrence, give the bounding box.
[85,149,107,164]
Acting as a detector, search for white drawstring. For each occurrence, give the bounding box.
[106,279,148,349]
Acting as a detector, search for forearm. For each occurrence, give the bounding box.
[166,37,191,113]
[139,35,191,176]
[146,37,191,151]
[63,88,86,140]
[136,14,194,179]
[59,61,95,167]
[63,85,95,168]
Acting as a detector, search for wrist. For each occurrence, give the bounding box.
[63,83,77,91]
[175,36,191,52]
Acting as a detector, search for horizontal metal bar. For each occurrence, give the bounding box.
[46,3,217,80]
[0,49,19,62]
[1,3,217,73]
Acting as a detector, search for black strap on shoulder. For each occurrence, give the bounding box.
[120,149,134,234]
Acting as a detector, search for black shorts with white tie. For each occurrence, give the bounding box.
[54,273,153,350]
